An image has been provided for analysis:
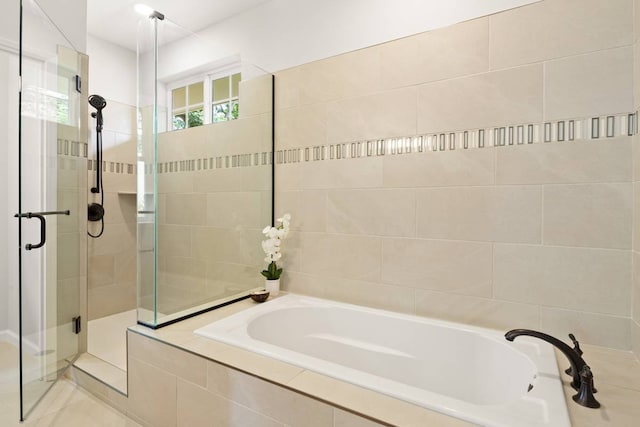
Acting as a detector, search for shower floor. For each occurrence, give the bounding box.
[77,309,136,393]
[88,309,136,371]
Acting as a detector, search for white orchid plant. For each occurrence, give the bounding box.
[260,213,291,280]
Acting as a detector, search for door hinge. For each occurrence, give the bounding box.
[72,316,81,334]
[74,75,81,93]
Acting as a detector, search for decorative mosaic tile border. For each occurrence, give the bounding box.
[83,112,639,175]
[87,160,136,175]
[57,138,88,158]
[152,152,272,174]
[275,112,638,165]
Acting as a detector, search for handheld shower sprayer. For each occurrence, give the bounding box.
[88,94,106,238]
[89,94,106,194]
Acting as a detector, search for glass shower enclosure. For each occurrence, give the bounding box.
[136,12,274,327]
[0,0,87,422]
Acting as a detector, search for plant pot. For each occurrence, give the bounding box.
[265,278,280,296]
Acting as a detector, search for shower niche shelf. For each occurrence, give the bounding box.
[117,191,152,196]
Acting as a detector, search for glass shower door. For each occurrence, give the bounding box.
[17,0,85,420]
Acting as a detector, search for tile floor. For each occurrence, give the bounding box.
[1,340,139,426]
[5,378,140,426]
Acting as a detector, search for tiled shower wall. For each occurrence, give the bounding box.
[87,100,137,320]
[275,0,637,351]
[633,0,640,360]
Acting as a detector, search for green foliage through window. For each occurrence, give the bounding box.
[170,72,241,131]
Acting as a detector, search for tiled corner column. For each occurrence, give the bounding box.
[125,330,397,427]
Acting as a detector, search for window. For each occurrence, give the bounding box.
[169,71,241,131]
[172,81,204,130]
[212,73,240,123]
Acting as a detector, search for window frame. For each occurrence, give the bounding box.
[166,63,241,131]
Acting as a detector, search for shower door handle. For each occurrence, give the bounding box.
[14,210,71,250]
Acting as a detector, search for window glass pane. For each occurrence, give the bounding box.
[231,73,241,98]
[212,102,229,123]
[188,81,204,105]
[173,113,186,130]
[212,77,229,102]
[231,100,239,120]
[188,109,204,128]
[172,87,186,109]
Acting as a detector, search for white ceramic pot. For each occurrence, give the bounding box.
[265,278,280,296]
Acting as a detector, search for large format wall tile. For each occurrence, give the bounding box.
[88,222,136,256]
[275,47,382,109]
[276,190,327,232]
[191,227,263,266]
[157,173,194,194]
[206,361,334,427]
[417,64,542,133]
[383,149,495,188]
[239,74,273,118]
[633,320,640,359]
[544,183,632,249]
[158,225,192,257]
[129,332,207,387]
[165,193,207,226]
[496,138,632,184]
[633,135,640,182]
[177,379,282,427]
[539,307,631,350]
[634,252,640,324]
[634,183,640,251]
[192,169,244,193]
[284,272,416,315]
[380,17,489,90]
[494,244,631,316]
[544,47,633,120]
[299,233,382,282]
[382,238,492,296]
[102,192,136,225]
[327,87,417,143]
[327,189,416,237]
[88,254,115,288]
[490,0,633,69]
[88,283,134,320]
[206,192,265,228]
[275,103,327,148]
[415,290,539,331]
[299,157,384,190]
[128,357,177,427]
[416,186,542,243]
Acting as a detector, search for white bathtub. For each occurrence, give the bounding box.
[194,294,571,427]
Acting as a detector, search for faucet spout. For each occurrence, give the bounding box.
[505,329,585,390]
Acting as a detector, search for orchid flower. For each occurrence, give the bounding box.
[261,213,291,280]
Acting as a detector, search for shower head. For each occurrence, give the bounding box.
[88,94,107,111]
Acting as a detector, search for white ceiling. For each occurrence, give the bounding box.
[87,0,271,51]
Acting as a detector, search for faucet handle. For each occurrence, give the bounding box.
[568,333,583,355]
[565,333,583,376]
[572,365,600,408]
